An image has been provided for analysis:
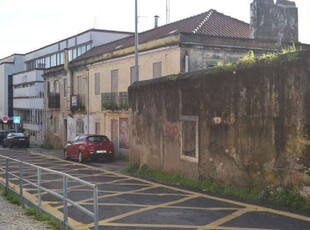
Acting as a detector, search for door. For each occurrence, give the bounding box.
[111,119,119,154]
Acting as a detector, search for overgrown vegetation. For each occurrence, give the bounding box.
[216,44,299,68]
[237,50,255,65]
[0,187,61,229]
[125,163,310,212]
[25,207,60,229]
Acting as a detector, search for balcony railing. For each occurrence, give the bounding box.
[70,94,85,112]
[101,92,128,111]
[48,93,60,109]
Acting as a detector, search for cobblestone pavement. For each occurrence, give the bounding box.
[0,195,50,230]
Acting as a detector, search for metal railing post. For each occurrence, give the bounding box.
[19,162,24,206]
[63,176,68,230]
[94,185,99,230]
[5,159,9,190]
[37,168,42,208]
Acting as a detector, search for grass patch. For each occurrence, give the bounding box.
[125,163,310,212]
[25,207,61,229]
[2,188,21,205]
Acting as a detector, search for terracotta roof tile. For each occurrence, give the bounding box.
[73,9,250,62]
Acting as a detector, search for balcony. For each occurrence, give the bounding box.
[48,93,60,109]
[70,94,85,112]
[101,92,128,111]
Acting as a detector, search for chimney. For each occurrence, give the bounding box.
[250,0,298,43]
[154,15,159,28]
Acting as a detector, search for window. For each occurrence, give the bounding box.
[45,56,51,68]
[76,119,84,134]
[57,52,64,65]
[130,66,135,84]
[77,76,84,95]
[130,66,137,84]
[111,69,118,93]
[181,115,199,163]
[53,117,59,134]
[63,78,67,97]
[95,122,100,135]
[153,62,162,78]
[53,80,59,93]
[95,73,100,95]
[51,54,57,67]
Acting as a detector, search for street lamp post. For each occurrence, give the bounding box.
[135,0,139,82]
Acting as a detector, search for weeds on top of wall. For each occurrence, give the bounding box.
[282,43,298,54]
[215,44,299,70]
[237,50,256,65]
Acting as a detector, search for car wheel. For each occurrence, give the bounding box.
[78,151,84,163]
[64,149,70,160]
[2,144,6,148]
[9,143,13,148]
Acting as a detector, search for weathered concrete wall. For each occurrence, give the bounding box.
[129,50,310,197]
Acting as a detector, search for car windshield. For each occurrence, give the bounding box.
[87,136,108,142]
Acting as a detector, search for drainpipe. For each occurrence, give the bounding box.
[87,69,90,134]
[184,51,189,73]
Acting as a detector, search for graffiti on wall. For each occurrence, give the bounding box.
[164,122,178,142]
[119,118,129,149]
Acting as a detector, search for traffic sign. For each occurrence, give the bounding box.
[1,115,9,123]
[13,116,21,124]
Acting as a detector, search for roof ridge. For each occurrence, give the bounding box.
[193,9,215,34]
[212,10,249,26]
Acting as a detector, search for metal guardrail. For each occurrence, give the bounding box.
[0,154,99,230]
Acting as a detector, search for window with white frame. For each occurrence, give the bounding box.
[153,62,162,78]
[111,69,118,93]
[130,66,137,84]
[180,115,199,163]
[76,119,84,134]
[95,73,100,95]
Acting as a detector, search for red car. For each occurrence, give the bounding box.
[64,135,114,163]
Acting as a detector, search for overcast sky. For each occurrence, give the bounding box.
[1,0,309,58]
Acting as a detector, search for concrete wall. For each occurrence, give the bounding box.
[129,50,310,196]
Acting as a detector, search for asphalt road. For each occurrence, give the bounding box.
[0,147,309,230]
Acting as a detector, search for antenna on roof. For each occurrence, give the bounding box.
[93,16,97,29]
[166,0,170,24]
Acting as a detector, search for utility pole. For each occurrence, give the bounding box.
[134,0,139,82]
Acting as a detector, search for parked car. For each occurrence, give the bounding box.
[0,129,18,144]
[2,132,30,148]
[64,135,114,163]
